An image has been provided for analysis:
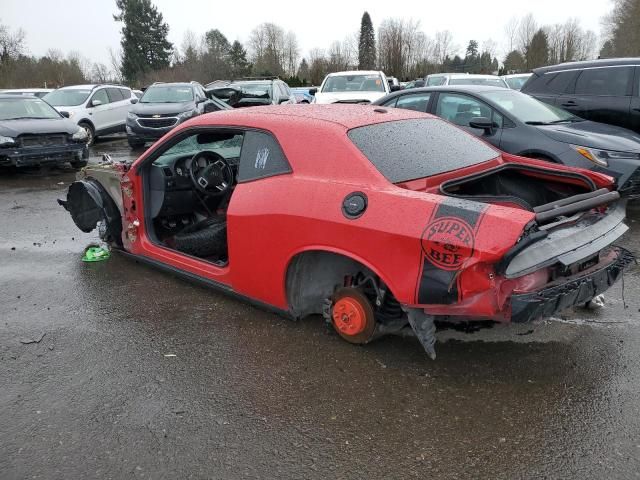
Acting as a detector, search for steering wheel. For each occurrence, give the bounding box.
[189,151,234,196]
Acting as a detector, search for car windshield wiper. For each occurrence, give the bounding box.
[525,118,583,125]
[4,116,51,120]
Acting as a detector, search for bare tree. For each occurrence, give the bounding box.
[108,48,124,83]
[504,16,519,53]
[518,13,538,54]
[434,30,456,66]
[283,31,299,77]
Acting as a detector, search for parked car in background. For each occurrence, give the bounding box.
[521,58,640,135]
[1,88,53,98]
[404,79,425,89]
[310,70,398,104]
[0,94,88,168]
[126,81,230,148]
[208,77,296,108]
[501,73,532,90]
[374,85,640,195]
[387,76,400,88]
[424,73,508,88]
[43,84,134,145]
[290,87,313,104]
[59,104,632,359]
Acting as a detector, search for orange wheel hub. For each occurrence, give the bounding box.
[332,297,367,336]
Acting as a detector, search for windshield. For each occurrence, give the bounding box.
[322,74,385,93]
[483,90,576,124]
[140,85,194,103]
[231,83,272,98]
[504,76,530,90]
[348,118,498,183]
[449,77,506,87]
[0,97,61,120]
[43,89,91,107]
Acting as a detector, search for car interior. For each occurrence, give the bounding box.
[146,131,244,265]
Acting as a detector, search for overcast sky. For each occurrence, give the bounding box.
[2,0,613,65]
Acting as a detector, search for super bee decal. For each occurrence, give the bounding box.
[416,199,487,305]
[421,217,475,271]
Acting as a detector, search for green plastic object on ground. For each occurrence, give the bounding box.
[82,246,110,262]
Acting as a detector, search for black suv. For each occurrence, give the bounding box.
[126,81,229,148]
[207,77,297,108]
[522,58,640,133]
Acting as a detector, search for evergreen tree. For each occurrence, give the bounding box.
[228,40,251,79]
[358,12,376,69]
[526,29,549,69]
[297,58,310,84]
[503,49,525,73]
[114,0,173,85]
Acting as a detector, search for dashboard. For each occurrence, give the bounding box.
[148,151,240,218]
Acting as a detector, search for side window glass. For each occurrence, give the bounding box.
[545,71,577,93]
[120,88,132,99]
[382,97,398,108]
[91,89,109,106]
[238,130,292,182]
[435,93,492,127]
[107,88,124,102]
[395,93,431,112]
[492,110,504,128]
[575,67,632,96]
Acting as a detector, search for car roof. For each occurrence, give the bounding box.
[532,57,640,74]
[189,104,433,130]
[0,93,44,99]
[56,84,130,90]
[501,73,531,78]
[448,74,500,79]
[326,70,382,77]
[373,85,509,104]
[147,82,195,88]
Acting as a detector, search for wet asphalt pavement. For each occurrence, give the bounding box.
[2,137,640,479]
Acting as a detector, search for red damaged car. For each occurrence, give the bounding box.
[60,105,633,358]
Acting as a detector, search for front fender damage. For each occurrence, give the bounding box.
[58,179,123,246]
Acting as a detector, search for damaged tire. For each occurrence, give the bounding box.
[171,217,227,258]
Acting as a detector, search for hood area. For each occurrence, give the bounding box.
[131,101,196,116]
[313,91,387,105]
[537,120,640,153]
[0,117,80,137]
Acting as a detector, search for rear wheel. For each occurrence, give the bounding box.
[329,288,377,344]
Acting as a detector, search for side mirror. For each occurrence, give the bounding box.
[60,111,70,118]
[308,88,317,96]
[91,99,103,107]
[469,116,495,134]
[130,98,139,104]
[390,85,402,92]
[278,95,290,104]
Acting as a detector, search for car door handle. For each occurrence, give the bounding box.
[561,101,577,107]
[633,108,640,112]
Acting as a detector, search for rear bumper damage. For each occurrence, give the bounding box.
[510,247,634,323]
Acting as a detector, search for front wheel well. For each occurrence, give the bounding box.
[286,250,387,319]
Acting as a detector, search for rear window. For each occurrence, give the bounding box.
[348,119,498,183]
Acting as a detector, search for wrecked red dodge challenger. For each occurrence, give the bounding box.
[60,105,633,358]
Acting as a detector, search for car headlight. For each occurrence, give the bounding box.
[0,135,16,146]
[127,112,137,120]
[178,110,197,121]
[571,145,640,167]
[72,128,88,142]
